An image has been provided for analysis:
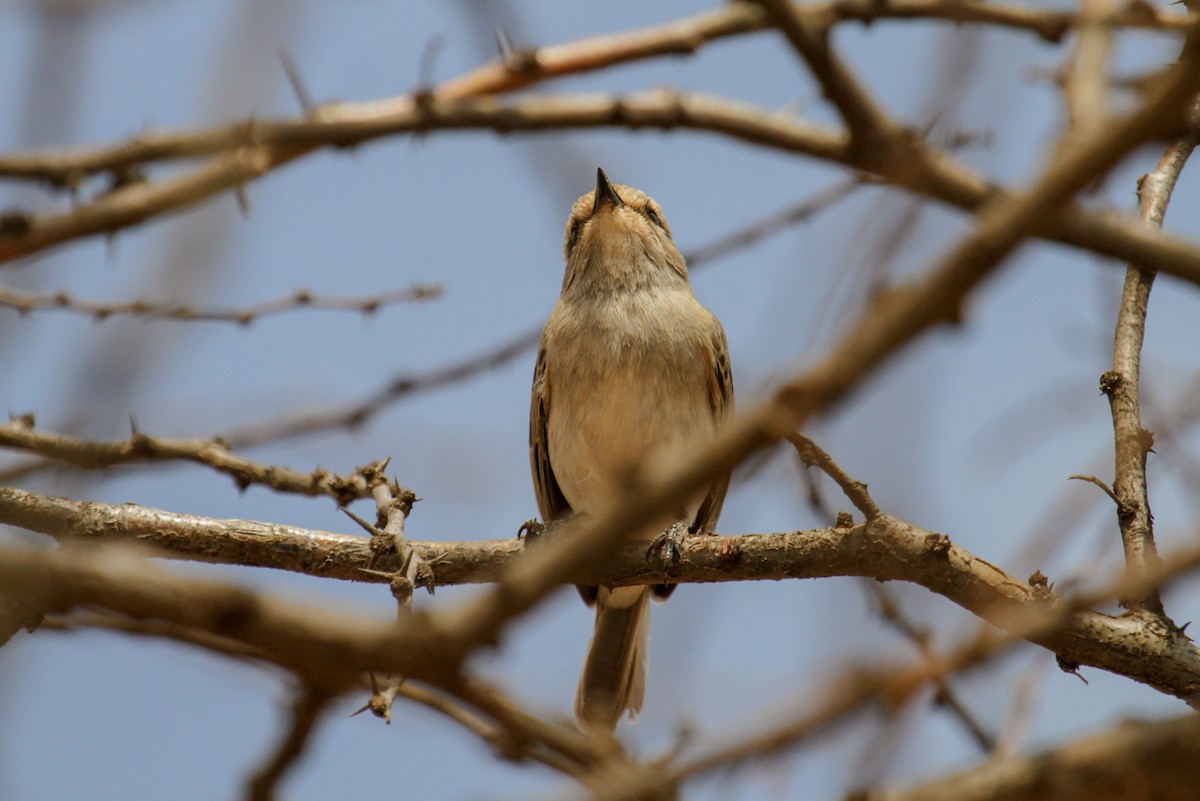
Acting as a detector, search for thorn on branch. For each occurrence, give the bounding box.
[416,33,446,98]
[10,411,35,429]
[494,27,541,74]
[234,185,251,218]
[925,532,952,558]
[278,47,314,114]
[1055,655,1089,684]
[1028,570,1057,602]
[1068,474,1134,516]
[1099,369,1123,396]
[0,210,32,239]
[351,673,404,724]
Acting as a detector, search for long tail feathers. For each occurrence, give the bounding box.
[575,586,650,731]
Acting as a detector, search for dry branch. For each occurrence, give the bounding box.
[3,89,1200,295]
[0,419,380,503]
[860,714,1200,801]
[4,486,1198,704]
[1104,93,1200,615]
[244,687,332,801]
[0,281,441,324]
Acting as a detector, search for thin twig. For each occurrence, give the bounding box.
[0,281,441,324]
[786,432,881,520]
[244,686,333,801]
[784,433,991,749]
[223,326,541,448]
[1062,0,1116,139]
[220,178,862,449]
[753,0,898,148]
[1068,473,1124,510]
[867,582,996,753]
[2,91,1200,284]
[1102,92,1200,615]
[0,419,380,504]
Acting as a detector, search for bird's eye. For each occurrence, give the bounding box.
[644,208,664,229]
[567,220,583,251]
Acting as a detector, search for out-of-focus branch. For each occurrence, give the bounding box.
[0,147,281,264]
[1062,0,1115,138]
[867,582,996,753]
[394,680,601,776]
[3,521,1200,801]
[0,281,442,324]
[5,55,1200,691]
[244,686,332,801]
[219,177,864,450]
[5,89,1200,293]
[0,419,381,503]
[222,326,541,448]
[0,1,1186,188]
[5,486,1200,704]
[1102,93,1200,615]
[858,714,1200,801]
[786,432,880,520]
[578,589,1198,801]
[0,0,1184,181]
[41,611,601,777]
[754,0,899,147]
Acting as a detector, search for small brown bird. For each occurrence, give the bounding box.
[530,169,734,730]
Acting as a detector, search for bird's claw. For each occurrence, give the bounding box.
[645,521,689,570]
[517,518,544,544]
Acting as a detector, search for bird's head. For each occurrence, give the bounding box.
[560,168,688,295]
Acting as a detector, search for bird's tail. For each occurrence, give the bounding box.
[575,586,650,731]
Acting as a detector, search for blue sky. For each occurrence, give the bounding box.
[2,2,1198,799]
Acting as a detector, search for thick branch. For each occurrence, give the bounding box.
[4,90,1200,293]
[3,487,1198,704]
[754,0,900,148]
[0,0,1186,190]
[861,714,1200,801]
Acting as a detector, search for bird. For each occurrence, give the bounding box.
[529,168,734,730]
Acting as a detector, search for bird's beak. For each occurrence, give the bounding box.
[593,168,624,214]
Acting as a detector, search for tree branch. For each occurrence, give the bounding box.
[4,487,1199,704]
[4,89,1200,296]
[859,714,1200,801]
[0,281,441,324]
[0,419,381,503]
[1103,93,1200,614]
[244,686,332,801]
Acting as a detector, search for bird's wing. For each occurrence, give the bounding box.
[530,335,572,524]
[532,334,597,605]
[691,319,735,536]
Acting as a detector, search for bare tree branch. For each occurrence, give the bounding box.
[218,177,863,450]
[1103,93,1200,615]
[4,486,1199,703]
[754,0,899,147]
[859,714,1200,801]
[0,419,382,503]
[4,88,1200,297]
[244,686,332,801]
[0,281,442,324]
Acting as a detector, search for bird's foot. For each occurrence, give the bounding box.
[517,518,544,544]
[645,520,690,570]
